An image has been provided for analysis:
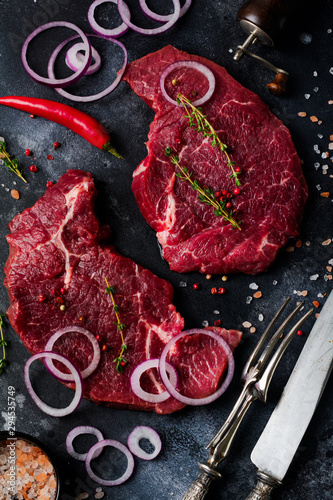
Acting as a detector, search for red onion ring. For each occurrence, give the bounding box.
[66,426,104,461]
[48,34,128,102]
[85,439,135,486]
[24,352,83,417]
[127,426,162,460]
[160,60,216,107]
[130,358,178,403]
[88,0,131,38]
[117,0,181,35]
[159,329,235,406]
[21,21,92,88]
[44,326,101,381]
[139,0,192,22]
[66,42,101,75]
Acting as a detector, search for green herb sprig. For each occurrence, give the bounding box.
[176,93,241,187]
[105,277,127,374]
[0,315,7,375]
[0,138,27,183]
[165,147,240,229]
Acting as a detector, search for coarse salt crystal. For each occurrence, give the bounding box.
[249,282,259,290]
[213,310,220,315]
[258,314,264,321]
[329,258,333,265]
[202,320,209,327]
[316,184,322,190]
[313,71,318,76]
[328,28,332,33]
[242,321,252,328]
[329,68,333,75]
[329,143,333,150]
[313,87,319,92]
[322,239,332,246]
[246,296,253,304]
[273,280,278,285]
[179,281,187,287]
[314,162,320,169]
[318,134,323,139]
[304,94,311,99]
[95,493,105,499]
[310,274,319,280]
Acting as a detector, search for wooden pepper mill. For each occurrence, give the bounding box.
[234,0,301,96]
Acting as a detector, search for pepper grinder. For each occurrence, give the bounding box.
[233,0,302,96]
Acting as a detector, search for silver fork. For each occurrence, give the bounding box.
[181,297,314,500]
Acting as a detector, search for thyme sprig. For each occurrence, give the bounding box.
[0,315,7,375]
[176,93,241,187]
[0,138,27,183]
[105,277,127,374]
[165,147,241,230]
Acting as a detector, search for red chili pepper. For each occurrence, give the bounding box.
[0,96,122,159]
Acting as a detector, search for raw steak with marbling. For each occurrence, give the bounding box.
[123,45,308,275]
[4,170,241,414]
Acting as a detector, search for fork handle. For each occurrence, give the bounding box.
[181,463,222,500]
[245,471,281,499]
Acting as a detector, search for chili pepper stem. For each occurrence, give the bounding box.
[102,140,123,159]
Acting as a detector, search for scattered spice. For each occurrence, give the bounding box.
[253,291,262,298]
[193,283,201,290]
[176,93,242,188]
[205,274,212,280]
[59,305,66,311]
[297,330,303,336]
[10,189,20,200]
[242,321,252,328]
[46,181,54,188]
[104,277,127,373]
[295,239,303,248]
[313,301,320,308]
[25,148,32,156]
[165,147,241,229]
[30,165,38,173]
[46,154,54,160]
[221,275,228,282]
[211,287,218,295]
[218,287,226,294]
[250,326,256,333]
[0,138,27,183]
[53,141,61,149]
[320,192,330,197]
[0,316,7,374]
[214,319,221,326]
[322,238,332,246]
[310,115,319,122]
[298,112,307,117]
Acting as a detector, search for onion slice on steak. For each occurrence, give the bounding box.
[66,426,104,461]
[21,21,92,88]
[44,326,101,381]
[24,352,83,417]
[139,0,192,22]
[85,439,135,486]
[130,358,178,403]
[88,0,131,38]
[118,0,181,36]
[66,42,102,75]
[160,60,216,107]
[159,329,235,406]
[127,426,162,460]
[48,34,128,102]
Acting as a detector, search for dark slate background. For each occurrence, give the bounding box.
[0,1,332,499]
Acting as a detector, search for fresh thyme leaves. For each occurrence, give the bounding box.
[0,315,7,375]
[104,277,127,374]
[176,93,241,187]
[165,147,241,229]
[0,138,27,183]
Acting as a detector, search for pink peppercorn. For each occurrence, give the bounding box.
[30,165,37,173]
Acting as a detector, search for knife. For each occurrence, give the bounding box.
[245,289,333,499]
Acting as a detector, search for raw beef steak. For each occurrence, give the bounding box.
[4,170,241,414]
[123,45,308,274]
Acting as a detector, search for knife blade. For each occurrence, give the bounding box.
[245,290,333,499]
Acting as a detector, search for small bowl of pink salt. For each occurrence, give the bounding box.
[0,431,60,500]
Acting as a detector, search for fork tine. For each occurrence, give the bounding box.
[254,300,305,371]
[254,307,314,402]
[241,296,291,382]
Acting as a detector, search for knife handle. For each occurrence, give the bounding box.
[245,471,281,500]
[181,462,222,500]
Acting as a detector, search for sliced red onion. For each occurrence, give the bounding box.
[44,326,101,381]
[160,60,216,107]
[127,426,162,460]
[88,0,131,38]
[66,426,104,461]
[48,34,128,102]
[139,0,192,22]
[24,352,83,417]
[159,329,235,406]
[66,42,101,75]
[85,439,135,486]
[118,0,181,35]
[21,21,92,88]
[130,358,178,403]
